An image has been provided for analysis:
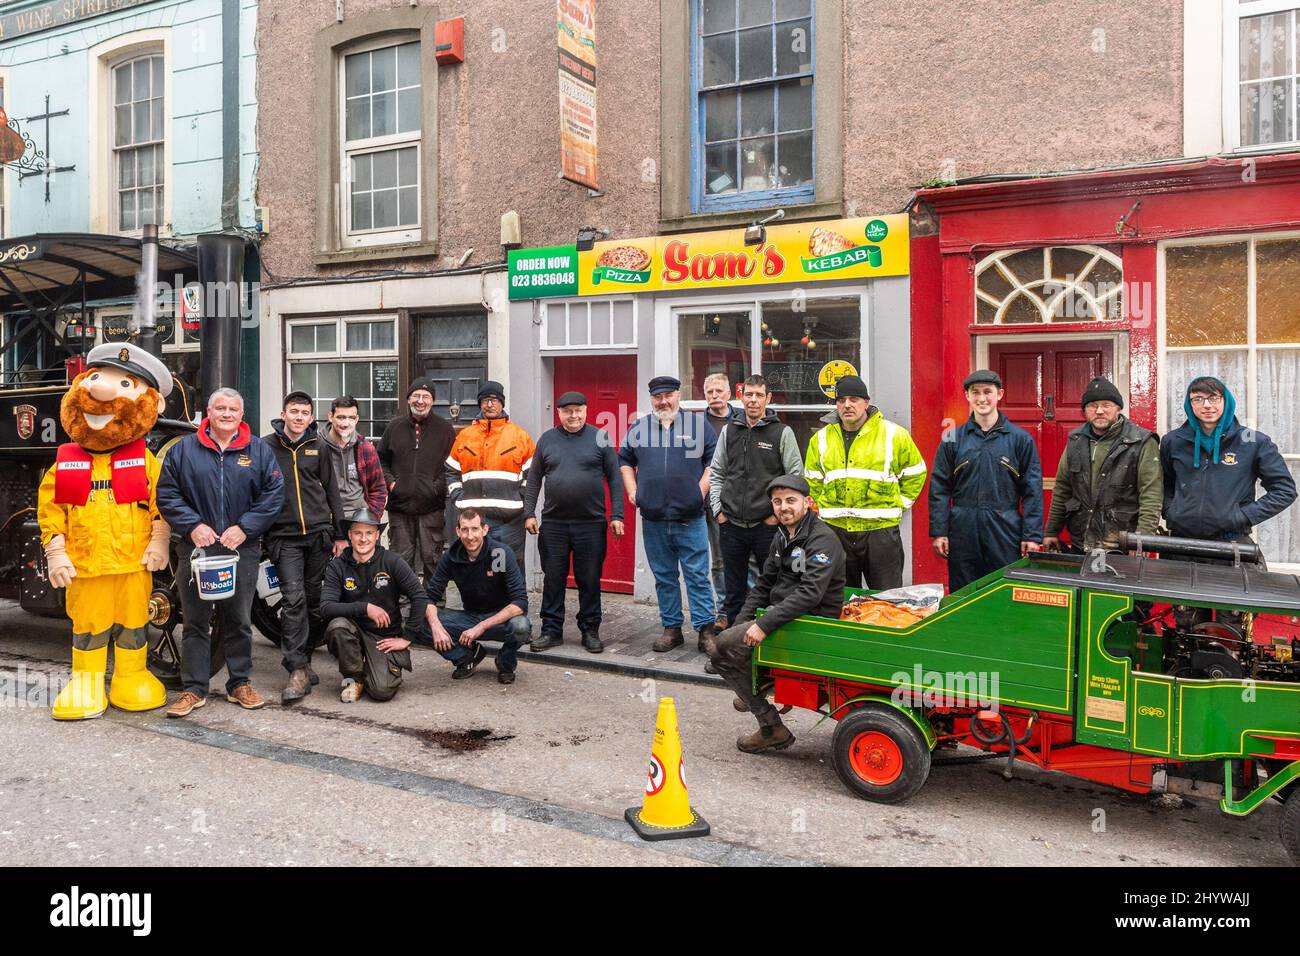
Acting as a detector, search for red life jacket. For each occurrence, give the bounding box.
[52,438,149,506]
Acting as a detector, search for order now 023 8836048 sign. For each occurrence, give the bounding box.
[508,245,580,300]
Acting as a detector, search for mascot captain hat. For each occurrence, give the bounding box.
[84,342,172,399]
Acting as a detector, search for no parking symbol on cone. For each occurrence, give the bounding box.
[625,697,710,841]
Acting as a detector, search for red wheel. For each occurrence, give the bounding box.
[848,731,904,786]
[831,705,932,804]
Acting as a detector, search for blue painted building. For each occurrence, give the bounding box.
[0,0,260,414]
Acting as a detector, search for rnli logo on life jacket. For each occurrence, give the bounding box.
[13,403,35,440]
[1222,453,1238,465]
[343,576,358,591]
[373,572,390,588]
[114,457,145,470]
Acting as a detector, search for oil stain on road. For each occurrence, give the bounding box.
[290,704,515,753]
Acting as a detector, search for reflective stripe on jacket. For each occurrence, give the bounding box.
[446,415,536,523]
[804,410,927,532]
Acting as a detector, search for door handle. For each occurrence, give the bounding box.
[1044,393,1055,420]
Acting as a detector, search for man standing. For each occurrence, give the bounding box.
[264,391,347,704]
[524,391,625,654]
[702,372,733,617]
[1160,376,1296,547]
[379,378,456,579]
[619,376,719,653]
[320,508,428,703]
[710,374,803,629]
[422,509,532,685]
[1043,377,1161,553]
[804,375,927,591]
[156,387,284,717]
[929,370,1043,592]
[709,475,845,754]
[321,395,387,521]
[446,381,535,572]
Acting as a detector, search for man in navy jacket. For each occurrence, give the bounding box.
[619,376,719,654]
[1160,376,1296,547]
[156,388,284,716]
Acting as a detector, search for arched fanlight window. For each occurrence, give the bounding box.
[975,246,1123,324]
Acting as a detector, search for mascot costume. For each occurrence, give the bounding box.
[37,343,173,719]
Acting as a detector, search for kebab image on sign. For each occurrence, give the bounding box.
[803,226,883,272]
[36,344,173,720]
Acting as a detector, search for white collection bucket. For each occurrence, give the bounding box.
[192,548,239,601]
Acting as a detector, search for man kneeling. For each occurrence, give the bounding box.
[320,508,428,702]
[422,509,531,685]
[709,475,845,753]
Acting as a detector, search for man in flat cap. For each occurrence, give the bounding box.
[929,369,1043,591]
[38,342,175,719]
[1043,376,1161,554]
[379,377,456,579]
[524,391,625,653]
[619,375,719,653]
[804,374,927,592]
[708,474,845,754]
[446,380,535,571]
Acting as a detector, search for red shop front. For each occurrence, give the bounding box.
[908,152,1300,587]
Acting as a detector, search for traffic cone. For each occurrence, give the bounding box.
[625,697,710,841]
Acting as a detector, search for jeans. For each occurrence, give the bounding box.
[538,519,606,635]
[718,520,778,624]
[640,516,716,631]
[176,545,260,697]
[266,531,332,672]
[415,608,531,674]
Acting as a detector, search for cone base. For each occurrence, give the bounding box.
[624,806,711,842]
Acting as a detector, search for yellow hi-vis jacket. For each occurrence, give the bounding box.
[804,411,928,532]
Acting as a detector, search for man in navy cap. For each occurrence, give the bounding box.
[929,369,1043,591]
[708,474,845,754]
[619,375,719,653]
[524,391,625,653]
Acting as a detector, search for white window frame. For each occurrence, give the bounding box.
[1157,230,1300,570]
[1223,0,1300,152]
[974,245,1124,325]
[285,314,401,431]
[338,35,422,249]
[662,284,869,418]
[540,297,639,352]
[110,52,166,235]
[88,30,171,236]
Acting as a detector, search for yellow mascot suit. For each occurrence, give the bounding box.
[37,343,173,719]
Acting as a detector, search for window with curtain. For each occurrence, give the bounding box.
[694,0,813,211]
[112,53,164,232]
[1237,4,1300,147]
[1164,237,1300,565]
[341,39,421,247]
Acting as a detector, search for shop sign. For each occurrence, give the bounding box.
[508,245,580,300]
[577,214,908,295]
[558,0,598,189]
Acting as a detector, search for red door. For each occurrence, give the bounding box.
[988,339,1114,532]
[551,355,637,593]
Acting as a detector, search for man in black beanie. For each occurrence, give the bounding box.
[1043,376,1162,553]
[378,377,457,578]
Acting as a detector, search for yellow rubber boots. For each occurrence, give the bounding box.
[108,644,166,712]
[51,646,108,720]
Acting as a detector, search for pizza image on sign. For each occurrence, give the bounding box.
[803,226,883,274]
[591,245,653,285]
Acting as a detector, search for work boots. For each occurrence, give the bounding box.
[697,622,719,653]
[737,721,795,754]
[653,626,684,652]
[281,669,312,703]
[107,644,167,712]
[580,628,604,653]
[51,646,108,721]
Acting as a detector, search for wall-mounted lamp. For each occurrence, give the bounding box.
[743,209,785,247]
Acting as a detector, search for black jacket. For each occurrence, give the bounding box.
[264,420,347,539]
[378,412,457,515]
[320,546,428,639]
[425,533,528,616]
[1160,417,1297,540]
[156,419,284,549]
[738,511,846,635]
[1046,416,1161,550]
[711,406,799,526]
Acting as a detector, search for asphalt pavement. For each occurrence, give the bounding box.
[0,597,1291,866]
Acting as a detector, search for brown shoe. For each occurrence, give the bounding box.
[653,626,684,652]
[715,615,730,630]
[166,692,206,718]
[737,722,795,754]
[225,684,266,710]
[697,622,719,653]
[733,694,748,712]
[281,669,311,704]
[340,679,364,703]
